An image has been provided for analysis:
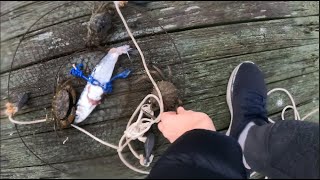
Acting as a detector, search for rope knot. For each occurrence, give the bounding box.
[70,63,131,94]
[124,121,151,140]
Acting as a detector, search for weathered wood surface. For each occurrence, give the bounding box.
[1,1,319,73]
[0,1,319,179]
[0,1,36,16]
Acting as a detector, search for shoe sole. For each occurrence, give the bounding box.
[226,61,254,136]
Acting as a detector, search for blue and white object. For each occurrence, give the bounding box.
[71,45,131,124]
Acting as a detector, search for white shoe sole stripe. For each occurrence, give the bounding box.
[226,61,254,136]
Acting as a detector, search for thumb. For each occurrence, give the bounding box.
[158,122,164,133]
[177,106,185,114]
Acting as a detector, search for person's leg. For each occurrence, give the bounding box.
[147,129,247,179]
[225,61,269,168]
[244,120,319,179]
[225,61,319,179]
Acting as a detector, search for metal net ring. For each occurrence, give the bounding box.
[6,1,186,176]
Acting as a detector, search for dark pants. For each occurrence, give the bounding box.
[147,120,319,179]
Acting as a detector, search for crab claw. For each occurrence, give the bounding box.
[126,51,131,60]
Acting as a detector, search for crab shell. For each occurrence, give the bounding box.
[151,81,181,112]
[87,12,112,46]
[52,80,77,128]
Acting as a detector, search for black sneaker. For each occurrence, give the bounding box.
[226,61,268,139]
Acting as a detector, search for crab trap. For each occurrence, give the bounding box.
[4,1,185,177]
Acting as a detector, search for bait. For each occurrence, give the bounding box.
[72,45,131,124]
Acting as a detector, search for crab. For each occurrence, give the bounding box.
[51,78,77,129]
[134,65,183,112]
[86,1,128,47]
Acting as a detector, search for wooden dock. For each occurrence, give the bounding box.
[0,1,319,178]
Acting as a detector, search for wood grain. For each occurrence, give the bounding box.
[0,1,318,178]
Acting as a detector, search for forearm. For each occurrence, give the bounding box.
[148,129,247,179]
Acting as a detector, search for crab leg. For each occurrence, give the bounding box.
[151,65,166,81]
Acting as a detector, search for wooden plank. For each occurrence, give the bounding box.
[1,1,319,42]
[1,1,319,73]
[0,1,174,42]
[3,60,318,167]
[2,14,320,104]
[0,147,171,179]
[1,43,318,140]
[0,15,318,95]
[1,50,318,169]
[1,114,170,168]
[0,1,87,42]
[1,99,317,179]
[0,148,163,179]
[0,1,36,16]
[1,165,62,179]
[0,1,318,178]
[1,67,318,174]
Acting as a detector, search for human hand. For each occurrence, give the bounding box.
[158,107,216,143]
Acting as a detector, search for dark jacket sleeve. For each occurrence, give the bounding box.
[147,129,247,179]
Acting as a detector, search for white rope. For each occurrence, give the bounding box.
[8,115,47,125]
[6,102,48,125]
[113,2,164,108]
[268,88,300,122]
[250,87,319,178]
[62,137,69,144]
[302,108,319,121]
[267,88,318,122]
[69,1,164,175]
[71,124,118,150]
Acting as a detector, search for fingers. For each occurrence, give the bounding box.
[160,111,176,122]
[159,111,176,132]
[158,121,164,132]
[177,106,185,114]
[160,107,186,121]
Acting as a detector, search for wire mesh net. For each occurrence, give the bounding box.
[6,1,185,176]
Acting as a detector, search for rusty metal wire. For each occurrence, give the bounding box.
[6,1,185,177]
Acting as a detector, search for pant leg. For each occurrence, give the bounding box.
[147,129,247,179]
[244,120,319,179]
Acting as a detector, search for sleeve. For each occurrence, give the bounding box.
[147,129,247,179]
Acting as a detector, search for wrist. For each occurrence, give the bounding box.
[193,123,216,132]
